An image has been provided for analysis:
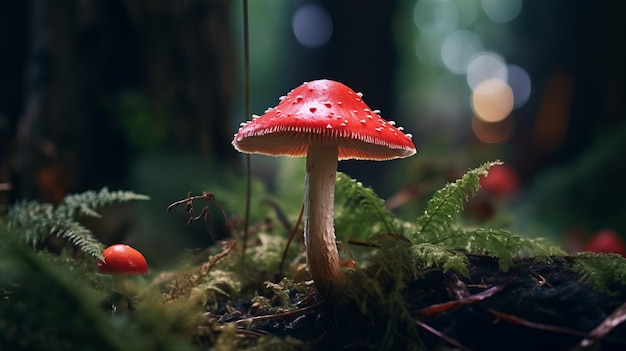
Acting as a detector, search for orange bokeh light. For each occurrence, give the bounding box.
[471,78,514,123]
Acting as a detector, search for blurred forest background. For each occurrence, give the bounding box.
[1,0,625,266]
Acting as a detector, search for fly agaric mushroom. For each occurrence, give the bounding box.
[97,244,148,312]
[232,79,416,293]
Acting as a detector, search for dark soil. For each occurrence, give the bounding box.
[207,256,626,350]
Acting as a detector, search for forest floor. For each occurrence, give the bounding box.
[205,255,626,351]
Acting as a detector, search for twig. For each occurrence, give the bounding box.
[264,199,292,234]
[163,240,236,303]
[573,300,626,350]
[167,192,230,240]
[415,320,472,351]
[414,285,504,317]
[277,202,304,276]
[236,299,324,325]
[241,0,251,263]
[484,308,594,339]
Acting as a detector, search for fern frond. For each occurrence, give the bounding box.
[7,201,57,248]
[6,188,149,260]
[459,228,564,271]
[412,160,501,243]
[401,161,563,275]
[59,187,150,219]
[335,172,402,240]
[50,221,107,260]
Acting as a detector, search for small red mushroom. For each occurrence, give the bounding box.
[581,229,626,257]
[98,244,148,313]
[233,79,416,293]
[98,244,148,276]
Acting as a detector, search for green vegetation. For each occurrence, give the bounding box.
[1,162,625,350]
[6,188,149,260]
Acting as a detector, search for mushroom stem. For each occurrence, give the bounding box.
[304,144,344,294]
[110,275,130,314]
[111,274,126,293]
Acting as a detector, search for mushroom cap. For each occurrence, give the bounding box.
[97,244,148,275]
[233,79,416,161]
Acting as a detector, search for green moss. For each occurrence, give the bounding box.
[2,160,625,350]
[571,252,626,292]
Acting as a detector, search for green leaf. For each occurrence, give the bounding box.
[413,160,501,243]
[335,172,403,240]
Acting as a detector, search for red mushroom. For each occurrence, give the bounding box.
[97,244,148,312]
[479,163,520,199]
[233,79,416,293]
[98,244,148,276]
[581,229,626,257]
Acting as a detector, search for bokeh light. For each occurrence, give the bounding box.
[466,52,507,89]
[471,114,515,143]
[441,30,483,74]
[507,64,532,109]
[413,0,458,33]
[455,0,479,28]
[292,4,333,48]
[471,78,514,123]
[480,0,522,23]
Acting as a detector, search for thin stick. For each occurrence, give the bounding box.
[277,202,304,275]
[415,320,471,351]
[241,0,251,262]
[236,300,324,325]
